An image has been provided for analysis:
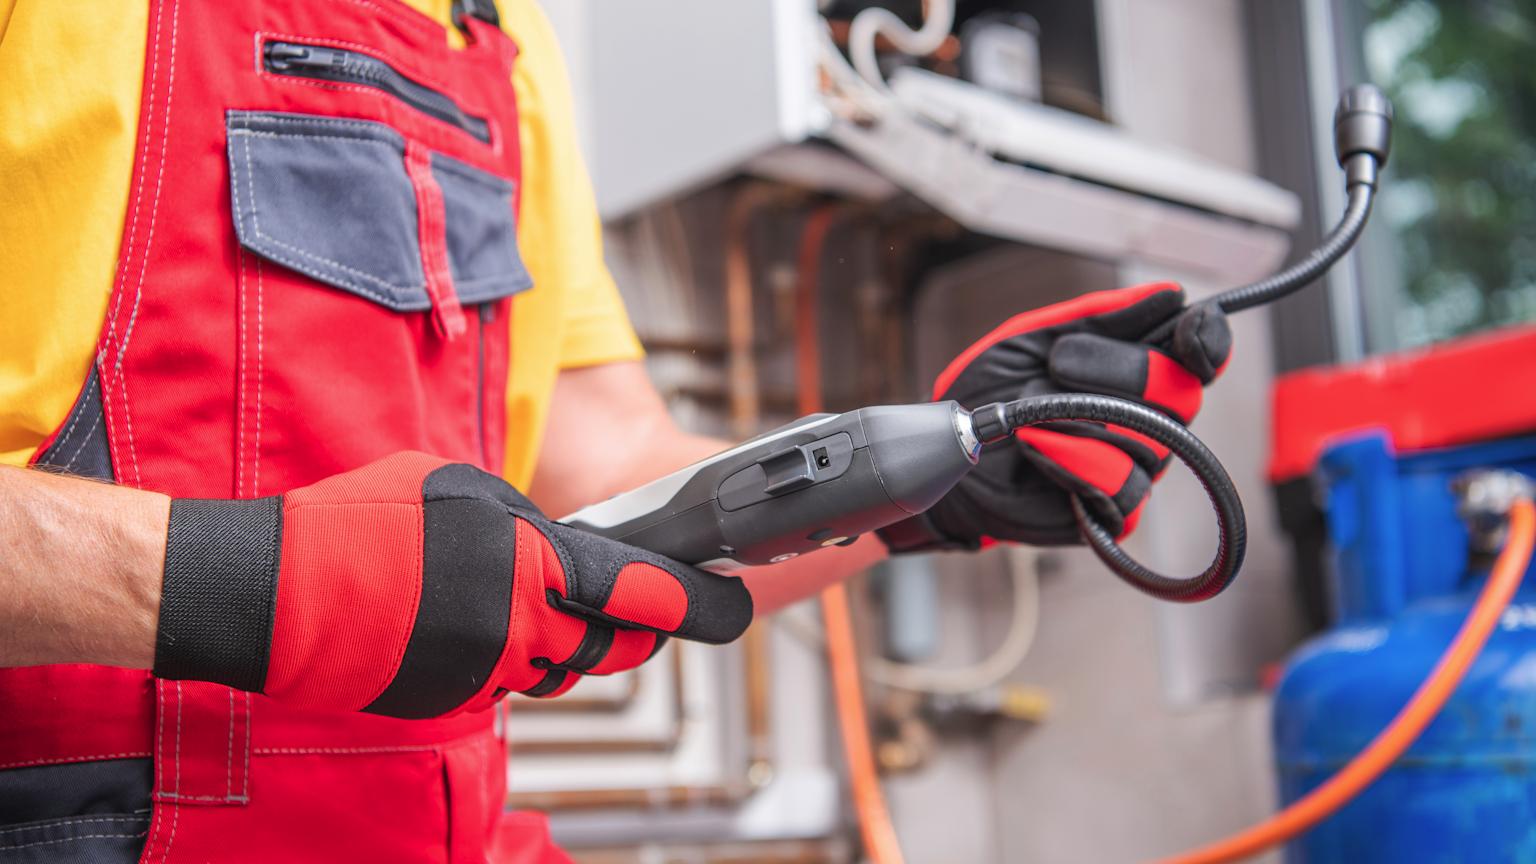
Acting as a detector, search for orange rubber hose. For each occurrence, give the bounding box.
[798,203,907,864]
[1157,497,1536,864]
[822,583,906,864]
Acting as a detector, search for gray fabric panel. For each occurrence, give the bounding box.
[226,111,430,311]
[0,758,151,863]
[34,366,115,482]
[430,153,533,304]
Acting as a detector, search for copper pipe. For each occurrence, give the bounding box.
[724,183,790,787]
[795,205,840,416]
[725,184,780,440]
[741,623,774,787]
[798,203,907,864]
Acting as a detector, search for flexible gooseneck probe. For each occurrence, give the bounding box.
[1215,85,1393,315]
[996,86,1393,603]
[1153,85,1393,342]
[974,394,1247,601]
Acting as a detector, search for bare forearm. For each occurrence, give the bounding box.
[0,465,166,668]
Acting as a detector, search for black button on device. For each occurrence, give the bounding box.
[758,446,817,496]
[809,528,833,542]
[716,432,857,512]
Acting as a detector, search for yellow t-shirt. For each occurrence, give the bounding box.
[0,0,641,488]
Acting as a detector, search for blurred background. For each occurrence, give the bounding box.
[502,2,1536,861]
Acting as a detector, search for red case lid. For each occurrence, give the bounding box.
[1269,324,1536,481]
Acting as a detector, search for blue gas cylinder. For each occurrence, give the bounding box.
[1272,432,1536,863]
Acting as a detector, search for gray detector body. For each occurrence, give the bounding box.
[562,402,980,570]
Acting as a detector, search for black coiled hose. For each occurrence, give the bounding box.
[972,394,1246,602]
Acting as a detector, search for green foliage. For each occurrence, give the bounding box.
[1362,0,1536,346]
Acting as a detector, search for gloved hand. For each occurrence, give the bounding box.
[152,452,752,718]
[877,282,1232,551]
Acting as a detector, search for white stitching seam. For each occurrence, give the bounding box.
[158,680,182,864]
[225,689,234,801]
[46,374,105,472]
[0,833,148,851]
[156,793,249,803]
[253,745,438,755]
[115,368,141,486]
[253,258,264,496]
[94,0,167,490]
[48,375,96,455]
[242,692,251,800]
[232,114,406,135]
[326,0,438,38]
[112,0,181,489]
[234,130,427,304]
[0,817,146,836]
[235,248,248,498]
[61,407,105,472]
[158,796,178,863]
[153,682,163,793]
[100,0,167,355]
[116,0,183,368]
[145,681,164,863]
[174,682,182,798]
[0,753,151,772]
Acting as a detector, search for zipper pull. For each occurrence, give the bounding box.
[264,42,346,73]
[264,42,311,72]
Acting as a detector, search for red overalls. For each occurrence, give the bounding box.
[1,1,568,860]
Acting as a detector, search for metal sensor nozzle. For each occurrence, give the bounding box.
[1334,84,1394,169]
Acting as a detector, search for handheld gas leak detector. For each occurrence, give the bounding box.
[565,86,1393,604]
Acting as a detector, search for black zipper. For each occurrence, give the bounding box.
[264,41,491,143]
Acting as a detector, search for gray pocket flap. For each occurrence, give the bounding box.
[432,154,533,304]
[227,111,530,312]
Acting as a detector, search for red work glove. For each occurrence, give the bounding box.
[153,452,752,718]
[877,282,1232,551]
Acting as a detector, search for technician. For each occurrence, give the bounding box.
[0,0,1231,860]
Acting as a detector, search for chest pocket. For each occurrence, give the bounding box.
[223,109,529,482]
[228,110,530,317]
